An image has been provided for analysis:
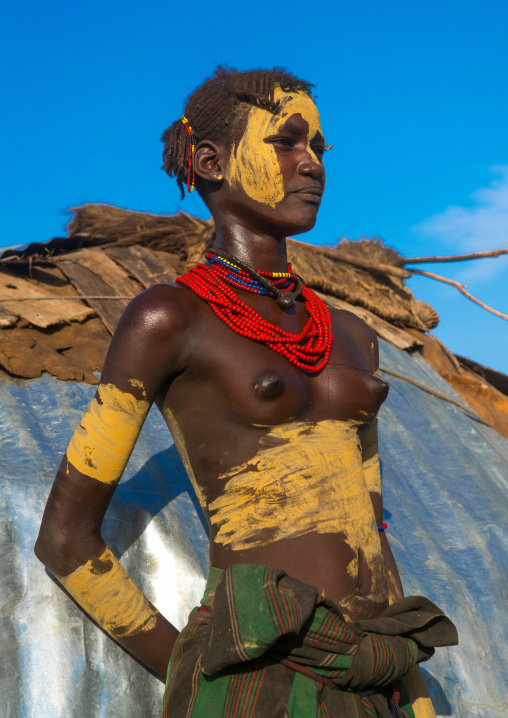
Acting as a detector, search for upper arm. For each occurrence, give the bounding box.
[337,312,382,501]
[100,283,190,402]
[36,284,190,571]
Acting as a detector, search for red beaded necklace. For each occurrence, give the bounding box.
[176,252,333,373]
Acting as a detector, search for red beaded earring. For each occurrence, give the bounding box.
[181,116,195,193]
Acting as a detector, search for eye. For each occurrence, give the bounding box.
[311,144,326,158]
[265,136,295,149]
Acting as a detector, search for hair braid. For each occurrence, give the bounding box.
[161,66,314,199]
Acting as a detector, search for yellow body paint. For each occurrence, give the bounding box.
[209,420,384,593]
[58,547,158,638]
[66,383,149,484]
[162,407,207,508]
[128,377,148,398]
[225,87,323,208]
[402,667,438,718]
[386,567,404,602]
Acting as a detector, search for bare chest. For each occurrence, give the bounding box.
[169,309,388,427]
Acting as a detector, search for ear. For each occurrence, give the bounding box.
[193,141,227,183]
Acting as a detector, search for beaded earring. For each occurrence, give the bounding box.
[181,116,195,193]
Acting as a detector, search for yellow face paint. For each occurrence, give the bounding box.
[225,87,323,207]
[66,383,149,484]
[209,420,384,596]
[58,547,158,637]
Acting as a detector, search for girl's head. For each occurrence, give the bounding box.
[161,67,326,236]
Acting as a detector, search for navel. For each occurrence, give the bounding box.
[253,370,285,400]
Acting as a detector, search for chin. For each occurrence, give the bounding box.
[280,207,319,237]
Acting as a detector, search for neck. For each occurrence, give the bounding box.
[212,213,288,273]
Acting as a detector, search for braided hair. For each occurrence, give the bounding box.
[161,66,314,199]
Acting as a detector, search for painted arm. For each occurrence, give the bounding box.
[35,285,188,679]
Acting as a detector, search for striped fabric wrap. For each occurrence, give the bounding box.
[162,564,457,718]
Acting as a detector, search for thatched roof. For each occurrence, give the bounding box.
[1,203,507,437]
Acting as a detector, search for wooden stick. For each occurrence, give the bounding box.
[410,269,508,321]
[378,365,488,425]
[404,248,508,264]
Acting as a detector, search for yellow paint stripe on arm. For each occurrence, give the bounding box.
[402,666,438,718]
[66,383,150,484]
[58,547,158,638]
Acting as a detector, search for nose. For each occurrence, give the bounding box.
[297,148,324,180]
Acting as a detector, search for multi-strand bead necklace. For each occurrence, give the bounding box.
[176,250,333,373]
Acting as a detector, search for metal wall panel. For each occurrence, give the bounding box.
[378,342,508,718]
[0,339,507,717]
[0,371,208,718]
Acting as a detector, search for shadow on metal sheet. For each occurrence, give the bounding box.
[420,667,452,715]
[103,444,209,565]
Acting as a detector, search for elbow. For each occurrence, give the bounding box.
[34,523,71,576]
[34,533,46,565]
[34,521,102,578]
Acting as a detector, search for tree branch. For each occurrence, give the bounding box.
[404,248,508,264]
[409,269,508,321]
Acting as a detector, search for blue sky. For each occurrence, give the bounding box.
[2,0,507,372]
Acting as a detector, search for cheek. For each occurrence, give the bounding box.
[239,144,284,208]
[226,118,285,208]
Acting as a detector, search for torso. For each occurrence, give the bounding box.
[158,284,389,621]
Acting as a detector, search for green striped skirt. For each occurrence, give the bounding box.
[162,564,457,718]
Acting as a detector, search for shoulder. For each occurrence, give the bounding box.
[329,306,379,372]
[116,283,194,339]
[100,283,201,393]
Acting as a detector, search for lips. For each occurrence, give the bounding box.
[292,186,323,200]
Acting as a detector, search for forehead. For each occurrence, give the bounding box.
[274,88,321,135]
[242,87,322,138]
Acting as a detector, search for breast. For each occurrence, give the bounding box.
[253,370,285,400]
[355,371,389,419]
[200,344,313,427]
[322,361,389,423]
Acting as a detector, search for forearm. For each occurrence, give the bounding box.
[35,389,178,680]
[379,532,404,602]
[41,537,178,679]
[360,421,405,602]
[367,489,405,603]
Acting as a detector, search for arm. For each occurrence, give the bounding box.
[35,284,190,679]
[360,417,404,602]
[338,308,405,603]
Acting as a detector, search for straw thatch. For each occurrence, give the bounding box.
[66,205,438,332]
[67,204,215,268]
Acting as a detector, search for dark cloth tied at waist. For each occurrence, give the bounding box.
[163,564,458,718]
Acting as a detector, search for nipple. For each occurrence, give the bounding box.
[373,376,389,402]
[253,371,285,401]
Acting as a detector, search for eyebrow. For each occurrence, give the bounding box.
[274,116,325,144]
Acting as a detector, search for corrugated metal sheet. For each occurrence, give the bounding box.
[0,340,507,717]
[377,342,508,718]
